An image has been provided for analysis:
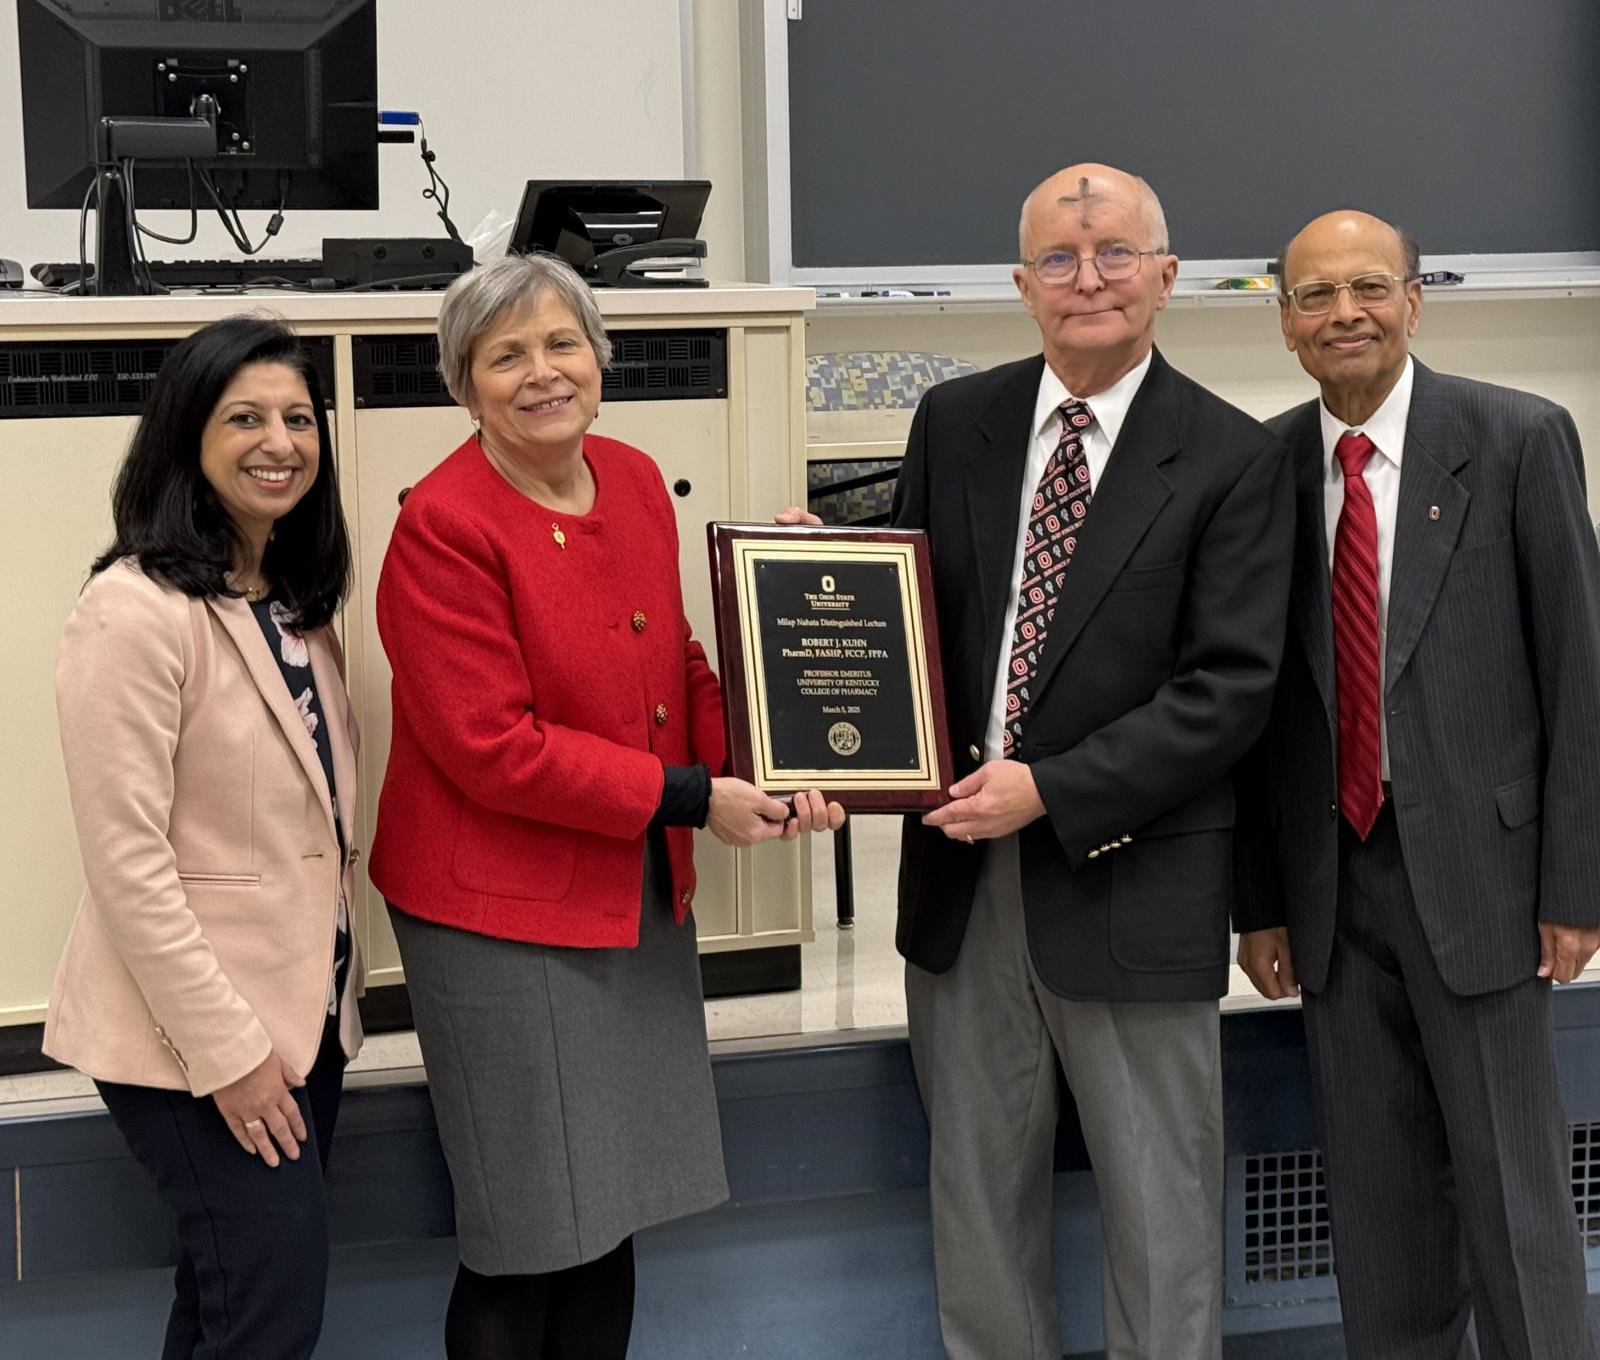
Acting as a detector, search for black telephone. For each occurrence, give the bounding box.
[0,259,24,289]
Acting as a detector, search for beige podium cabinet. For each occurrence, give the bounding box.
[0,286,815,1030]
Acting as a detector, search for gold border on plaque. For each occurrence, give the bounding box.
[730,539,941,790]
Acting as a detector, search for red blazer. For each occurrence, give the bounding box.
[370,434,726,947]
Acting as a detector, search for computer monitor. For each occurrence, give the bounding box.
[509,180,711,287]
[18,0,378,214]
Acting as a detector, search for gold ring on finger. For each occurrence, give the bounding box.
[963,833,974,845]
[244,1118,265,1132]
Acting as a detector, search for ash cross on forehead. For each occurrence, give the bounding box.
[1056,177,1103,229]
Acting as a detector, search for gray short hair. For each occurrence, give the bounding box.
[436,253,613,408]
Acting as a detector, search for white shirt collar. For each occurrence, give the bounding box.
[1032,348,1154,449]
[1319,356,1415,477]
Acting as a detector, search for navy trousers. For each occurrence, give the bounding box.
[96,1018,347,1360]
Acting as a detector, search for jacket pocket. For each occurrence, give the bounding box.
[1107,558,1186,593]
[176,872,262,887]
[1448,535,1511,579]
[1105,789,1235,973]
[1494,773,1540,830]
[449,803,577,902]
[1107,831,1232,974]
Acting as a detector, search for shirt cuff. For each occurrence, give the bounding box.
[654,764,712,829]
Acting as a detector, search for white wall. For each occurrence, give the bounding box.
[0,0,687,268]
[688,0,745,278]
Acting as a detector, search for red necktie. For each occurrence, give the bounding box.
[1003,399,1094,757]
[1331,431,1384,838]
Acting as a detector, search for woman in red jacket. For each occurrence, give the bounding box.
[370,252,841,1359]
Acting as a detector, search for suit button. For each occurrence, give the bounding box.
[347,846,361,867]
[968,744,981,761]
[1329,802,1338,821]
[654,703,669,726]
[1087,848,1101,860]
[1120,834,1131,844]
[632,610,647,632]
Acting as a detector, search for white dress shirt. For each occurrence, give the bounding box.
[981,350,1154,762]
[1321,355,1414,780]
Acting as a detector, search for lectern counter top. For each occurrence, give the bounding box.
[0,282,816,332]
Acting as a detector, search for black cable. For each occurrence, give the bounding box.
[203,168,258,253]
[418,120,464,244]
[195,166,243,250]
[75,170,97,295]
[178,278,318,294]
[336,271,465,292]
[197,166,285,255]
[133,159,200,246]
[123,162,143,271]
[122,160,168,294]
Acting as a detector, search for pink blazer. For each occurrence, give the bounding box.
[45,559,363,1097]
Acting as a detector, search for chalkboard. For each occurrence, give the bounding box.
[762,0,1600,278]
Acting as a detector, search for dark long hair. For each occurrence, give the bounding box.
[91,315,350,630]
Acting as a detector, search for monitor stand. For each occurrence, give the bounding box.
[88,114,219,296]
[90,162,146,296]
[582,238,709,289]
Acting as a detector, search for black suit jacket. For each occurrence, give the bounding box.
[1235,362,1600,995]
[892,349,1293,1002]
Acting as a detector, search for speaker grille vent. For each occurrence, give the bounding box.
[352,330,727,409]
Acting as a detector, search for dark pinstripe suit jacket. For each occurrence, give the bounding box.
[1235,361,1600,995]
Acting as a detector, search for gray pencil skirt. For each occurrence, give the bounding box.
[388,835,728,1274]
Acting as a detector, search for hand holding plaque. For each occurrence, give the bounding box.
[707,523,951,812]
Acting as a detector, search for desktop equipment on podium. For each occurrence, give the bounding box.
[17,0,378,296]
[321,237,474,289]
[33,235,475,293]
[509,181,711,288]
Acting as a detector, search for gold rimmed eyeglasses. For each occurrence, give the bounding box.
[1284,272,1412,315]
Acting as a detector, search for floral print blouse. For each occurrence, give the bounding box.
[249,597,350,1017]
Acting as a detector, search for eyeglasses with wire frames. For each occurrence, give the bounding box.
[1021,243,1168,286]
[1283,272,1414,315]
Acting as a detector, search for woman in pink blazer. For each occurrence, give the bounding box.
[48,316,360,1360]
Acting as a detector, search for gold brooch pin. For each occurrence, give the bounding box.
[552,522,566,549]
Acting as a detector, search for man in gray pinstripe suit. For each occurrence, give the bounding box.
[1235,209,1600,1359]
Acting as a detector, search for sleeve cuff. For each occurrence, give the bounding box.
[654,764,712,829]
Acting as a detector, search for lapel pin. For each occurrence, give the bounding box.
[1428,506,1441,521]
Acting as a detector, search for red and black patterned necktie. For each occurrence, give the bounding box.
[1331,430,1384,837]
[1002,399,1095,757]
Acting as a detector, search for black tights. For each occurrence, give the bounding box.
[444,1236,636,1360]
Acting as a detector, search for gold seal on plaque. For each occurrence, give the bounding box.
[828,721,862,756]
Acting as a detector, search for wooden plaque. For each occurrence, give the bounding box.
[707,522,951,812]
